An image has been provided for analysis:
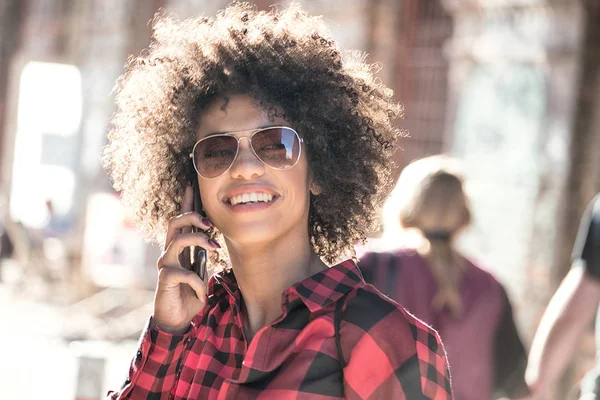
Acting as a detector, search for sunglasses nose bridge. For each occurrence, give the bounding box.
[238,136,251,145]
[228,135,265,174]
[235,136,249,153]
[237,135,260,160]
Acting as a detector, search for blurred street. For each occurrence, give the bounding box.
[0,269,76,399]
[0,0,598,398]
[0,261,151,399]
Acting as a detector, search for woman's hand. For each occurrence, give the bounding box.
[152,185,220,334]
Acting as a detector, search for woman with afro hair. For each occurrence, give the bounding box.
[105,2,452,399]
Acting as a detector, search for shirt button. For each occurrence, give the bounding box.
[135,350,143,361]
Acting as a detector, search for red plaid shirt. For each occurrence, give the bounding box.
[108,260,453,399]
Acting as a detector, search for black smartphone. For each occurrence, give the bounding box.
[191,180,207,281]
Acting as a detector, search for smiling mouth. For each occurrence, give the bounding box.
[227,192,275,206]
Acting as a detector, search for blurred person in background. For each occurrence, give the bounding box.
[41,199,71,238]
[0,201,34,279]
[526,193,600,400]
[359,155,530,400]
[103,2,453,399]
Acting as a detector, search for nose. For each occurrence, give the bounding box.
[228,137,265,180]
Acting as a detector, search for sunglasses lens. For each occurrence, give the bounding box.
[252,127,301,170]
[192,127,301,178]
[194,135,238,178]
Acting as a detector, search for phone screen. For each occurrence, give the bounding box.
[191,180,207,281]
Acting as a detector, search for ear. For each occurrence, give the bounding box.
[310,181,322,196]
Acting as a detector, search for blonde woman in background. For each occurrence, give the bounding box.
[359,155,530,400]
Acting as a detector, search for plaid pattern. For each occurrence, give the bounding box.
[108,260,453,399]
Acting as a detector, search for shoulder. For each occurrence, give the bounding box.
[358,248,418,267]
[463,257,504,290]
[340,285,453,398]
[341,284,443,355]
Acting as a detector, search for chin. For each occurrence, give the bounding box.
[221,224,282,247]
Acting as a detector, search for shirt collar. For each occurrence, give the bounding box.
[289,259,364,312]
[207,259,364,312]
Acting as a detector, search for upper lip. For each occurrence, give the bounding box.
[222,185,279,202]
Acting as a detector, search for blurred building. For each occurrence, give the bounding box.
[0,0,599,397]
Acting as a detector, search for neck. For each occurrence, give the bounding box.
[416,234,454,255]
[225,236,327,341]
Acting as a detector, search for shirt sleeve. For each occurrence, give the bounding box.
[572,195,600,279]
[106,317,194,399]
[340,288,453,399]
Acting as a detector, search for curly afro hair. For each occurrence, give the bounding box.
[103,1,403,269]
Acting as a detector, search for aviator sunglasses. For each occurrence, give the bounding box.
[190,126,303,178]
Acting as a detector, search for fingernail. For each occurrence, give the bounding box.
[208,239,221,249]
[201,217,214,227]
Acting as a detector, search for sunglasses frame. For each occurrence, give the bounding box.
[189,126,304,179]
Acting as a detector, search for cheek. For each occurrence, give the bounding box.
[289,167,312,205]
[295,155,311,184]
[198,181,219,213]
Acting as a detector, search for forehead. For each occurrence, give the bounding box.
[196,95,288,139]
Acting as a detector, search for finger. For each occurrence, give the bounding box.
[158,266,207,301]
[164,212,213,250]
[172,232,219,256]
[181,224,192,235]
[158,232,219,269]
[183,271,208,301]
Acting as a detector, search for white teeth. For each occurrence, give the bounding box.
[229,192,274,205]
